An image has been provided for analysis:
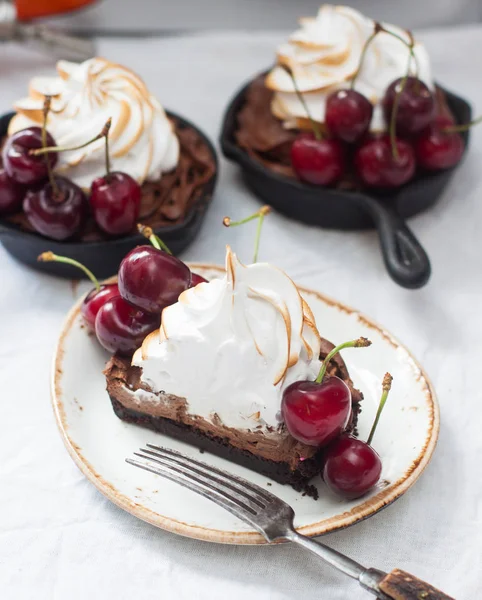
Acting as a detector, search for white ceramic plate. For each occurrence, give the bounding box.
[52,264,439,545]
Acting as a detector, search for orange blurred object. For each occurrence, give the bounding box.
[16,0,96,21]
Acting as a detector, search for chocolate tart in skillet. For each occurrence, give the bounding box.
[0,59,218,279]
[220,6,472,289]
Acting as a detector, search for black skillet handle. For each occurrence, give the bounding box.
[367,201,431,289]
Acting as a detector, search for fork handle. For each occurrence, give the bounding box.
[286,532,454,600]
[377,569,455,600]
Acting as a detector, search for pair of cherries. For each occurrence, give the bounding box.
[281,338,392,499]
[0,104,142,239]
[40,231,206,355]
[289,25,467,189]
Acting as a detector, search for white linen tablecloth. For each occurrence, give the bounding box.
[1,27,482,600]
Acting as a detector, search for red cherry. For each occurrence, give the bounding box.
[291,133,345,186]
[190,272,207,286]
[90,172,141,236]
[118,245,192,314]
[414,117,465,171]
[81,283,120,330]
[95,295,160,355]
[23,176,87,240]
[355,136,415,188]
[0,169,25,215]
[323,434,382,499]
[383,77,435,136]
[281,376,352,447]
[2,127,57,185]
[325,89,373,143]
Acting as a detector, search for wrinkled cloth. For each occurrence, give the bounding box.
[1,27,482,600]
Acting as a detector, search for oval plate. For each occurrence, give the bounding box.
[52,265,439,545]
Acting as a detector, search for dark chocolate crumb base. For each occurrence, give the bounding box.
[110,396,323,498]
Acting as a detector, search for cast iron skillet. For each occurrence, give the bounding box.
[220,75,472,289]
[0,111,218,279]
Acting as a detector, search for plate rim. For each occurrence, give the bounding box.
[51,264,439,545]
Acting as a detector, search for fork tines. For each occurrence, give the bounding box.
[126,444,279,526]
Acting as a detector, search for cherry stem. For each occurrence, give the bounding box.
[280,64,322,140]
[389,36,417,161]
[351,23,418,90]
[104,118,111,179]
[223,205,271,263]
[30,117,112,157]
[351,23,382,89]
[137,223,172,255]
[37,251,100,291]
[42,96,60,198]
[442,114,482,133]
[315,337,372,385]
[367,373,393,446]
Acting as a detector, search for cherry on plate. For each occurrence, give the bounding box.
[281,376,352,447]
[118,245,192,314]
[190,272,208,286]
[322,434,382,499]
[95,295,160,355]
[82,284,120,330]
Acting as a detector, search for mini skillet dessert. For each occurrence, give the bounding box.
[233,4,469,189]
[0,58,216,240]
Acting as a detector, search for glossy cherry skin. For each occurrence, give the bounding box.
[323,434,382,499]
[118,245,192,314]
[414,117,465,171]
[2,127,57,185]
[281,376,352,447]
[383,77,435,137]
[325,89,373,144]
[81,283,120,330]
[23,176,87,240]
[95,295,160,355]
[90,171,141,236]
[190,272,208,286]
[291,133,345,186]
[0,169,25,215]
[355,136,415,188]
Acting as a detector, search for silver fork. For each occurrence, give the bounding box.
[127,445,454,600]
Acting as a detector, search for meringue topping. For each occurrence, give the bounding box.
[8,58,179,189]
[266,5,433,131]
[133,247,321,430]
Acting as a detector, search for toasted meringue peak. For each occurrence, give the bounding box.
[132,247,322,430]
[8,57,179,189]
[266,4,433,131]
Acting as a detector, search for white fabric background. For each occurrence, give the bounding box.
[1,26,482,599]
